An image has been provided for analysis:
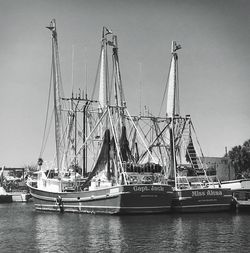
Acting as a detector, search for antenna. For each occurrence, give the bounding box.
[71,44,75,92]
[84,46,88,96]
[139,62,142,115]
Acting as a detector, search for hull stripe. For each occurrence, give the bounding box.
[31,192,122,202]
[34,204,171,209]
[31,191,172,203]
[174,195,232,200]
[174,203,231,209]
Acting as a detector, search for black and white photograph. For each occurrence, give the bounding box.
[0,0,250,252]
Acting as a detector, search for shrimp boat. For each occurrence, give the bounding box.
[27,20,173,214]
[134,42,232,213]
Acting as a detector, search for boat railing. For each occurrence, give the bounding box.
[125,173,165,185]
[205,175,221,188]
[121,162,165,184]
[88,179,113,191]
[176,175,220,189]
[176,176,192,189]
[122,162,162,173]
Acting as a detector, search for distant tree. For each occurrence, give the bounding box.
[243,139,250,174]
[243,139,250,150]
[228,139,250,178]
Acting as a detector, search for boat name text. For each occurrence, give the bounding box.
[192,190,223,197]
[133,185,164,192]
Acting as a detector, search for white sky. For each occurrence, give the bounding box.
[0,0,250,167]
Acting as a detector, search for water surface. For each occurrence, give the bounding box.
[0,203,249,252]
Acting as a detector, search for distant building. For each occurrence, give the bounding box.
[201,157,235,181]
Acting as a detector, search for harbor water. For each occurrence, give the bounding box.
[1,203,250,253]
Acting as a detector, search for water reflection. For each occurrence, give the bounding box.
[2,204,250,253]
[83,215,125,252]
[35,213,71,252]
[169,213,241,252]
[33,212,249,253]
[34,213,126,252]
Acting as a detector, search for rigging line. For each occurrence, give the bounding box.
[70,108,108,164]
[40,110,54,157]
[175,118,187,148]
[105,47,111,105]
[39,58,53,158]
[110,52,115,106]
[54,36,66,151]
[152,121,164,162]
[75,103,91,149]
[107,108,125,176]
[139,118,171,161]
[72,101,82,149]
[55,37,65,99]
[189,120,209,177]
[91,46,102,101]
[176,57,180,115]
[105,42,110,105]
[188,122,207,178]
[190,120,205,158]
[129,117,152,153]
[137,116,155,140]
[126,109,157,163]
[59,110,74,164]
[158,56,172,117]
[118,60,126,105]
[157,123,171,160]
[113,42,126,105]
[153,119,171,151]
[130,118,138,155]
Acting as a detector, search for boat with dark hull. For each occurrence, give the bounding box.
[171,185,232,213]
[135,41,232,213]
[27,20,173,214]
[29,184,171,214]
[165,42,232,212]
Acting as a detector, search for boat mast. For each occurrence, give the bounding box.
[47,19,64,173]
[100,27,112,178]
[99,27,112,109]
[110,35,126,139]
[166,41,181,118]
[112,35,125,107]
[82,94,88,177]
[166,41,181,188]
